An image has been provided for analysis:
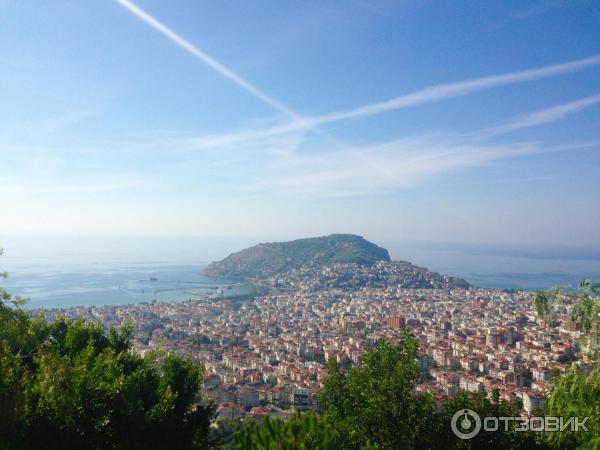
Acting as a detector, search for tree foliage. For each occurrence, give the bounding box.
[317,330,436,449]
[545,364,600,450]
[0,249,27,319]
[234,412,340,450]
[316,329,545,450]
[533,280,600,357]
[438,392,539,450]
[0,310,214,449]
[533,292,551,326]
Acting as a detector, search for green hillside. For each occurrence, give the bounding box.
[203,234,391,279]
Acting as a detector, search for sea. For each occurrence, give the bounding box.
[1,236,599,310]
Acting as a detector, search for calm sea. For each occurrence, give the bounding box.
[1,236,599,309]
[384,241,600,291]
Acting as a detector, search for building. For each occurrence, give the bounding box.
[217,402,245,421]
[291,387,310,410]
[386,316,406,329]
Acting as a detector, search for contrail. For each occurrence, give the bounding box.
[188,54,600,148]
[114,0,600,151]
[484,92,600,136]
[312,55,600,125]
[114,0,303,122]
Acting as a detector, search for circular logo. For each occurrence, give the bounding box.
[451,409,481,439]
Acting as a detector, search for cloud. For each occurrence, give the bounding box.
[245,138,531,197]
[115,0,600,151]
[185,55,600,150]
[242,136,600,197]
[483,93,600,136]
[114,0,302,121]
[115,0,346,150]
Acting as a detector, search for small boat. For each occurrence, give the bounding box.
[149,277,158,281]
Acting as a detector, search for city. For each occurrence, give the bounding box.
[35,262,588,421]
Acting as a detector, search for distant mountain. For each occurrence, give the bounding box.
[203,234,391,279]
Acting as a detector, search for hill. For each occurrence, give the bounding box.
[270,260,471,290]
[203,234,391,279]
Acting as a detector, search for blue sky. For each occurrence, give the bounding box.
[1,0,599,246]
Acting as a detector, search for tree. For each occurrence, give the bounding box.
[437,392,540,450]
[530,280,600,449]
[210,417,246,449]
[0,301,214,449]
[545,364,600,450]
[0,248,27,318]
[234,412,340,450]
[1,249,216,449]
[318,328,438,449]
[533,292,552,328]
[569,282,600,359]
[532,282,600,357]
[0,314,216,450]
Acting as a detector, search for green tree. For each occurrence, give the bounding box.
[234,412,340,450]
[318,328,438,449]
[533,292,552,328]
[570,283,600,358]
[545,364,600,450]
[1,315,215,450]
[536,280,600,358]
[438,392,540,450]
[0,249,27,318]
[210,417,245,449]
[0,296,215,450]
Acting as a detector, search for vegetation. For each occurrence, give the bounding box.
[316,329,540,450]
[533,291,552,328]
[438,393,539,450]
[318,330,435,449]
[0,314,215,450]
[545,364,599,450]
[527,282,600,450]
[233,413,340,449]
[203,234,391,279]
[0,248,27,315]
[532,281,600,356]
[1,251,215,450]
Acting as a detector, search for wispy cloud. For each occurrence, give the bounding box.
[483,93,600,136]
[115,0,349,151]
[313,56,600,123]
[103,4,600,200]
[114,0,600,151]
[186,55,600,150]
[114,0,302,121]
[243,138,599,197]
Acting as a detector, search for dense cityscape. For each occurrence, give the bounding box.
[35,260,589,423]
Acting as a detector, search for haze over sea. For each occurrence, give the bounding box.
[1,236,599,310]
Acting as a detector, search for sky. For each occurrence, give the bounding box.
[1,0,600,248]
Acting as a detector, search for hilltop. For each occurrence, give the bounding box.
[203,234,470,289]
[203,234,390,279]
